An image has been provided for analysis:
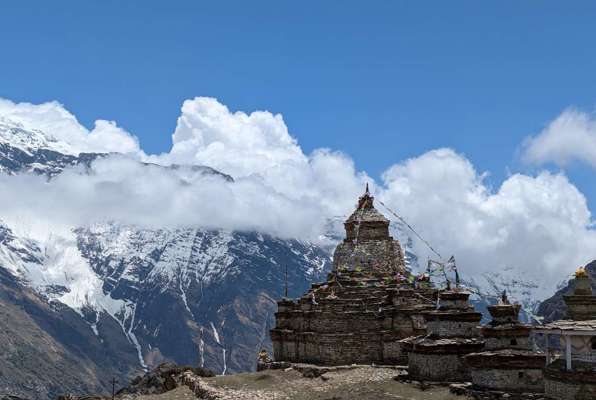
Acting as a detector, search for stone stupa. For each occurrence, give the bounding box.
[270,186,438,366]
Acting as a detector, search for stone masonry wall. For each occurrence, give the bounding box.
[426,320,478,338]
[274,330,389,366]
[484,336,530,351]
[408,352,470,382]
[333,239,404,274]
[471,368,543,393]
[383,338,405,364]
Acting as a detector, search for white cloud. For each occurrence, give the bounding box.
[168,97,306,177]
[1,96,596,300]
[522,108,596,168]
[159,97,368,217]
[0,98,142,155]
[381,148,596,299]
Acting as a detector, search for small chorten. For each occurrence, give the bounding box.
[481,291,531,350]
[564,266,596,320]
[535,265,596,400]
[464,291,545,394]
[401,289,484,382]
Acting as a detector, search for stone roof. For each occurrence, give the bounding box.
[534,319,596,335]
[399,335,484,354]
[464,349,545,369]
[480,323,532,337]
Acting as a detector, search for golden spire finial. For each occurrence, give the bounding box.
[575,266,588,278]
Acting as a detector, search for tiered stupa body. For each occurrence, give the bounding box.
[333,185,405,275]
[401,290,484,382]
[464,293,545,393]
[535,268,596,400]
[270,187,438,366]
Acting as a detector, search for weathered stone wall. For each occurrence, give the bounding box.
[386,314,420,333]
[333,239,404,274]
[439,299,470,309]
[382,337,406,364]
[484,336,530,351]
[273,329,394,366]
[307,312,383,333]
[545,376,596,400]
[345,222,390,242]
[320,333,384,365]
[471,368,543,393]
[271,283,431,366]
[426,320,478,338]
[408,352,470,382]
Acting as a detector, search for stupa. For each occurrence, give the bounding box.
[464,292,545,394]
[401,290,484,382]
[535,267,596,400]
[270,186,438,366]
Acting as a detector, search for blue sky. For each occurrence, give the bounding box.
[2,1,596,202]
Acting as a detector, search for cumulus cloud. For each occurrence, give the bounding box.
[1,96,596,300]
[0,98,142,155]
[157,97,369,217]
[522,108,596,168]
[168,97,305,177]
[381,148,596,298]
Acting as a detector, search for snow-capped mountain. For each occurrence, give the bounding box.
[0,117,86,176]
[0,117,77,156]
[0,120,332,399]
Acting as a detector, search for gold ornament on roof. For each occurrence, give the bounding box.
[575,267,588,278]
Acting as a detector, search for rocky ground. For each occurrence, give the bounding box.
[107,363,467,400]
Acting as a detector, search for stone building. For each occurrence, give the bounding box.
[270,186,438,366]
[464,292,545,394]
[535,267,596,400]
[401,290,484,382]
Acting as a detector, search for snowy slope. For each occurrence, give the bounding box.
[74,223,330,373]
[0,117,77,156]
